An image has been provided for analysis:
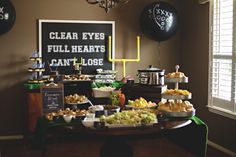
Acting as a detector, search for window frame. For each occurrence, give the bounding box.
[207,0,236,120]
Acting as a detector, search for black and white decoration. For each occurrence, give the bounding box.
[0,0,16,35]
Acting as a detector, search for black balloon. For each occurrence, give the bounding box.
[0,0,16,35]
[140,1,178,42]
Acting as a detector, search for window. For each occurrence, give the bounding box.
[208,0,236,119]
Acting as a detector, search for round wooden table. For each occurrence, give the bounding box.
[46,119,191,157]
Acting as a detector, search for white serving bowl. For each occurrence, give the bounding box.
[63,115,73,123]
[82,118,100,128]
[86,113,95,119]
[103,105,120,116]
[88,105,104,113]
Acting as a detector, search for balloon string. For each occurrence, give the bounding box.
[157,42,161,67]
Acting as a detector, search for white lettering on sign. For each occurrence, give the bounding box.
[49,58,103,67]
[82,58,103,66]
[47,44,106,53]
[71,45,105,53]
[82,32,105,40]
[47,45,70,53]
[49,58,75,66]
[49,32,78,40]
[45,93,60,97]
[71,45,83,53]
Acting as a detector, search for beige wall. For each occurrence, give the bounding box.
[0,0,180,135]
[1,0,235,154]
[179,0,236,152]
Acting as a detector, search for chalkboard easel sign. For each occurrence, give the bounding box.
[38,19,115,75]
[41,83,64,113]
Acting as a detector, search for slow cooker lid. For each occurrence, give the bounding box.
[138,65,164,72]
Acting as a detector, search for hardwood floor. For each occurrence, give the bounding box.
[207,146,233,157]
[0,139,233,157]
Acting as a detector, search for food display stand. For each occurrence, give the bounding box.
[25,62,208,157]
[26,65,208,157]
[26,20,208,157]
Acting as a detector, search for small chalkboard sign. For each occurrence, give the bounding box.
[41,83,64,113]
[38,19,115,75]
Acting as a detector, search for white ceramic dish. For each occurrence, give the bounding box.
[103,106,120,116]
[81,118,100,128]
[86,113,96,119]
[63,115,74,123]
[92,87,115,98]
[164,77,188,83]
[88,105,104,113]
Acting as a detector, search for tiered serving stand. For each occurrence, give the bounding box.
[160,65,195,118]
[28,52,46,83]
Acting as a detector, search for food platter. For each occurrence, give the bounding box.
[66,100,90,105]
[81,118,158,128]
[99,110,157,129]
[105,119,158,128]
[127,97,157,109]
[125,104,157,110]
[159,108,195,118]
[63,75,91,81]
[164,77,188,83]
[30,57,42,61]
[64,94,89,105]
[161,93,192,100]
[65,100,93,110]
[28,68,45,72]
[125,105,145,110]
[63,79,91,82]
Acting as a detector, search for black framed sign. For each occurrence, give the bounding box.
[41,83,64,113]
[38,19,115,75]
